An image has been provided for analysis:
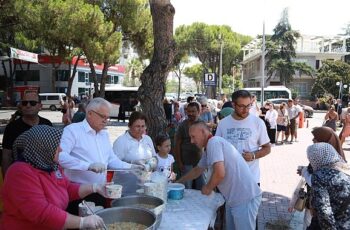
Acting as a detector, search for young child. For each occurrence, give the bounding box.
[155,134,176,181]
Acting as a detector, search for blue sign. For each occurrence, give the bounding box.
[204,73,216,86]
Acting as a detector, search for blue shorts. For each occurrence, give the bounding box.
[277,125,286,132]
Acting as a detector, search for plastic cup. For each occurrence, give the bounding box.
[105,184,122,199]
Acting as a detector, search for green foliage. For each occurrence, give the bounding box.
[175,23,251,75]
[311,60,350,98]
[266,8,313,84]
[124,58,144,86]
[184,64,204,93]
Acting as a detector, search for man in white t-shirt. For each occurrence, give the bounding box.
[215,90,271,184]
[177,121,262,229]
[293,99,302,142]
[285,99,300,143]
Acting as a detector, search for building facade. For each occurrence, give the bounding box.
[0,55,125,102]
[241,35,350,97]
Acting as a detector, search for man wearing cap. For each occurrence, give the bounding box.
[2,91,52,176]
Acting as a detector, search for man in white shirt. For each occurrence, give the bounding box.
[293,99,302,142]
[285,99,300,143]
[59,97,140,214]
[215,90,271,185]
[178,121,262,230]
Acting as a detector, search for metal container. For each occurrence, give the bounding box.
[111,195,164,228]
[96,207,157,230]
[111,195,165,228]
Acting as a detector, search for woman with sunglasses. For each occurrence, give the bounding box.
[2,92,52,177]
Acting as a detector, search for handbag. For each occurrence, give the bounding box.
[294,183,307,211]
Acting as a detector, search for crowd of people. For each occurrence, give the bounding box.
[1,90,350,230]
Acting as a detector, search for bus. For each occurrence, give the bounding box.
[242,86,292,102]
[104,86,139,119]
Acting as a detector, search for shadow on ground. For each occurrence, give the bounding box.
[258,191,304,230]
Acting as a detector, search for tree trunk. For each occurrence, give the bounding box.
[88,59,99,97]
[99,61,109,98]
[67,55,81,97]
[139,0,175,140]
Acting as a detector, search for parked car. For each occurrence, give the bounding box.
[39,93,65,111]
[266,98,314,118]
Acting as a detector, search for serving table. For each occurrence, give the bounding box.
[158,189,225,230]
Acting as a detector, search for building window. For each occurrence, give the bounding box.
[56,70,70,81]
[55,87,67,93]
[15,70,40,81]
[78,72,86,82]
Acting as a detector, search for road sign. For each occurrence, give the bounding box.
[204,73,216,86]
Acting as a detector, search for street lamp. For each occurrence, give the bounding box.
[336,81,348,100]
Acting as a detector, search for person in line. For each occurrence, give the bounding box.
[339,107,350,147]
[285,99,300,143]
[293,99,303,142]
[2,91,52,176]
[61,96,75,126]
[1,125,106,229]
[198,97,214,129]
[71,102,86,123]
[113,111,156,195]
[306,142,350,229]
[155,134,176,181]
[296,126,346,229]
[177,121,262,230]
[215,90,271,185]
[265,102,278,145]
[59,97,141,215]
[276,102,288,144]
[174,102,205,189]
[324,105,338,131]
[249,94,260,116]
[218,107,234,120]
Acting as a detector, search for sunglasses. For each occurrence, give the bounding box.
[21,101,38,106]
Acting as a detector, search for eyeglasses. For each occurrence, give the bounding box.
[91,110,110,120]
[201,104,207,107]
[21,101,38,106]
[235,103,252,109]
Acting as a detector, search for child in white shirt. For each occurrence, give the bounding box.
[155,134,176,181]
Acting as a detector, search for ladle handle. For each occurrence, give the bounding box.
[82,200,108,230]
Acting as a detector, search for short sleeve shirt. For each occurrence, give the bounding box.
[2,117,52,151]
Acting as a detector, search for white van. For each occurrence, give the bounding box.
[39,93,65,111]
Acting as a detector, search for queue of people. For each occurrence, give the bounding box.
[2,89,350,230]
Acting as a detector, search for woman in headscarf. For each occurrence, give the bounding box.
[295,126,346,230]
[306,143,350,229]
[1,125,106,230]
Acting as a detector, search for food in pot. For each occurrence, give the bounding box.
[98,222,147,230]
[130,203,157,209]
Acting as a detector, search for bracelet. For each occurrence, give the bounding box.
[252,153,256,161]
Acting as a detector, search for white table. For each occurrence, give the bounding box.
[158,189,225,230]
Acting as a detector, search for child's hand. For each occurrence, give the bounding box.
[169,172,177,181]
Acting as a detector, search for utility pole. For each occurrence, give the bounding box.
[219,34,223,98]
[261,21,266,107]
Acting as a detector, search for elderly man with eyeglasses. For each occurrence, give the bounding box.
[59,97,142,215]
[2,91,52,176]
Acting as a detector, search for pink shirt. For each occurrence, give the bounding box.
[1,162,80,230]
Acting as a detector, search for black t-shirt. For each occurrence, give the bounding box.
[2,116,53,151]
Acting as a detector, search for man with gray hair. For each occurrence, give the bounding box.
[59,97,141,214]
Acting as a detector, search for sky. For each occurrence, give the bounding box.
[171,0,350,37]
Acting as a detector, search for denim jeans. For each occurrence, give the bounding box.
[225,194,262,230]
[182,164,205,190]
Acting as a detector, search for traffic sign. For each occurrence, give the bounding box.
[204,73,216,86]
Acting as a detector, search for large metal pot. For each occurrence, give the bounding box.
[96,207,157,230]
[111,195,164,228]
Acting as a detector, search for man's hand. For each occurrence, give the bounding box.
[201,184,212,195]
[242,152,255,162]
[88,163,106,173]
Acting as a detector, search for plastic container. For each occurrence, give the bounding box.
[105,184,122,199]
[167,183,185,200]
